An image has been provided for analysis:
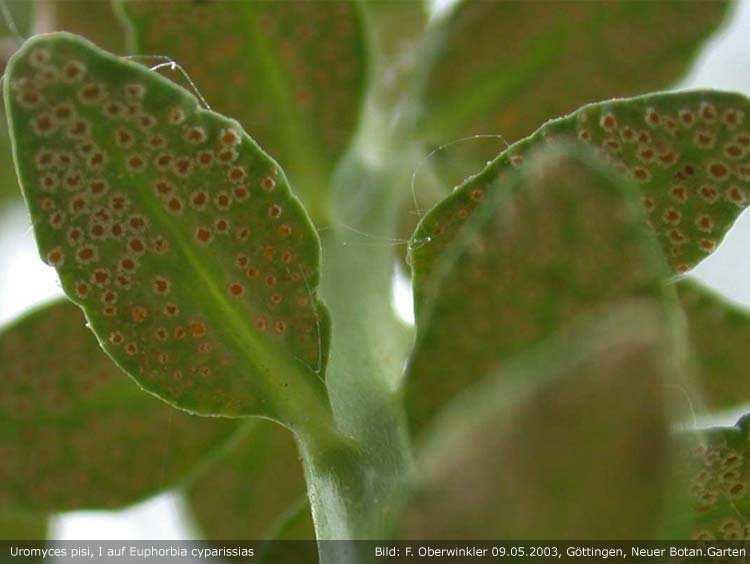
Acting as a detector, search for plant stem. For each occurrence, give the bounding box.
[293,154,416,562]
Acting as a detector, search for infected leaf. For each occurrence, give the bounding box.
[414,91,750,282]
[669,415,750,541]
[0,300,237,512]
[187,419,314,554]
[418,1,729,181]
[407,143,671,431]
[4,32,331,422]
[402,303,675,539]
[678,278,750,412]
[119,0,368,223]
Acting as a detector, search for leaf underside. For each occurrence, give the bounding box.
[4,32,330,420]
[671,415,750,540]
[402,303,674,539]
[0,300,236,513]
[678,278,750,413]
[187,419,314,545]
[413,90,750,286]
[119,0,367,221]
[406,144,670,432]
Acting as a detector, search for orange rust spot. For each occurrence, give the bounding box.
[119,257,137,272]
[708,162,729,180]
[233,186,249,201]
[166,197,184,215]
[47,247,64,266]
[128,238,146,255]
[197,150,213,167]
[261,176,276,191]
[190,321,207,338]
[228,283,245,297]
[164,303,179,316]
[228,166,246,183]
[76,281,90,298]
[190,191,209,210]
[131,306,149,323]
[195,226,213,244]
[152,276,171,295]
[215,219,230,233]
[215,192,232,210]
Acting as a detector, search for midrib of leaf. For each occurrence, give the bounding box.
[424,24,566,141]
[120,169,328,424]
[241,3,329,223]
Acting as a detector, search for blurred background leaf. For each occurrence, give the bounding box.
[119,0,368,224]
[186,419,315,562]
[42,0,126,54]
[401,302,678,539]
[414,0,732,188]
[679,278,750,413]
[0,300,237,513]
[0,510,47,540]
[0,0,34,209]
[407,144,672,432]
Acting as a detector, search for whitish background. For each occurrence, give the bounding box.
[2,0,750,542]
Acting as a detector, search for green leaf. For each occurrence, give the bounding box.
[418,1,729,177]
[0,1,34,208]
[668,415,750,540]
[47,0,127,54]
[414,91,750,286]
[677,278,750,413]
[407,143,671,431]
[0,1,34,55]
[118,0,368,223]
[401,302,677,539]
[0,510,47,541]
[0,299,237,512]
[4,32,332,424]
[186,419,315,559]
[0,116,20,206]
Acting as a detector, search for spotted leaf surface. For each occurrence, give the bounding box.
[671,415,750,540]
[677,278,750,412]
[4,33,331,421]
[402,304,674,539]
[120,0,367,222]
[187,420,314,546]
[418,1,728,179]
[414,91,750,286]
[0,300,237,512]
[406,144,670,432]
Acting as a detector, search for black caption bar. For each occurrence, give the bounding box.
[4,541,750,563]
